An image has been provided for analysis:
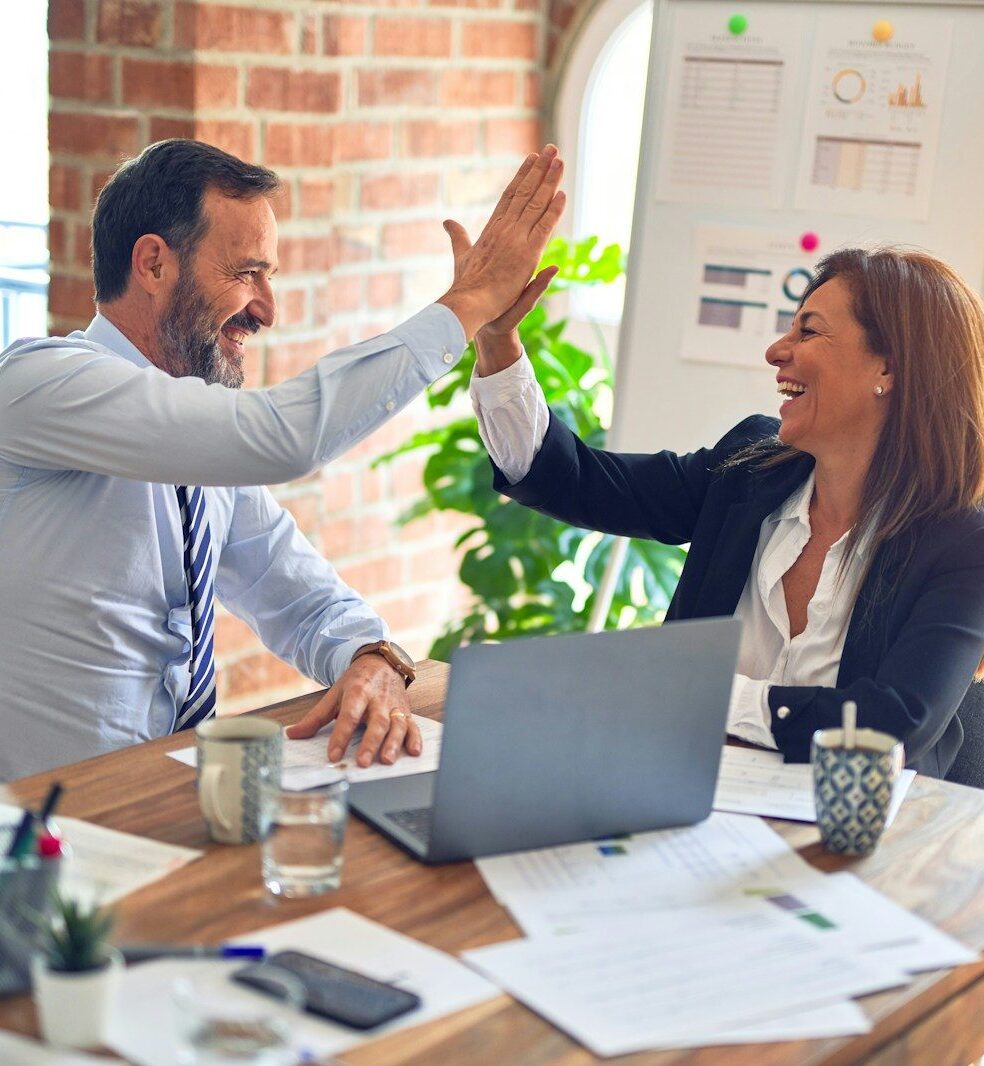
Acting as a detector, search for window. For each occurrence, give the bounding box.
[554,0,653,335]
[0,3,49,345]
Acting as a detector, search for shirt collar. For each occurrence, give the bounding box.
[83,314,152,370]
[767,468,873,558]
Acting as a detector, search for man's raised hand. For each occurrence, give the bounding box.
[438,145,565,341]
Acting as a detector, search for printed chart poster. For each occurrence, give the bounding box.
[682,224,839,369]
[794,13,952,221]
[654,3,806,208]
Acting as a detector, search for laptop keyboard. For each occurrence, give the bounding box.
[386,806,433,846]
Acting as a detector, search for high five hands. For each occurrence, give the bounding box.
[438,145,565,344]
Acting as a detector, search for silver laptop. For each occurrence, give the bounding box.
[349,618,740,864]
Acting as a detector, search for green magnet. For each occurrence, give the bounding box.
[728,13,748,35]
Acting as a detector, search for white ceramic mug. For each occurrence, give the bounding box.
[195,718,282,844]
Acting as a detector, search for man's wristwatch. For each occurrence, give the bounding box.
[351,640,416,687]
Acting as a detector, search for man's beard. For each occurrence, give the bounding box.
[155,271,259,389]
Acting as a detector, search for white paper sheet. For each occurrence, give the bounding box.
[654,2,806,208]
[463,898,902,1057]
[107,908,500,1066]
[0,804,201,907]
[168,717,442,789]
[0,1030,128,1065]
[793,12,952,220]
[476,811,821,935]
[714,746,916,825]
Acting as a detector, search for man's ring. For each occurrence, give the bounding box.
[389,710,409,723]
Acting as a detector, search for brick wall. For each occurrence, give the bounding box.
[47,0,545,712]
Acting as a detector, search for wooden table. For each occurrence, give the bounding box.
[2,661,983,1065]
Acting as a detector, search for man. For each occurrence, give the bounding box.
[0,139,564,781]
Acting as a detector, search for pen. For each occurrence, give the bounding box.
[38,782,63,827]
[5,809,36,860]
[120,944,267,963]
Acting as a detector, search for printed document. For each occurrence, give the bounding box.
[168,717,442,789]
[714,746,916,824]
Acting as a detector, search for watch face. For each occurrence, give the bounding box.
[388,642,415,670]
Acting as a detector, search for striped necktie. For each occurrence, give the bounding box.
[173,485,217,731]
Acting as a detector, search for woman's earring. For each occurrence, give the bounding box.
[874,385,885,396]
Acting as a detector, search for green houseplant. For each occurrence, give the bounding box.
[378,236,686,659]
[31,892,122,1049]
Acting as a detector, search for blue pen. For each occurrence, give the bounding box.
[120,944,266,963]
[5,809,36,860]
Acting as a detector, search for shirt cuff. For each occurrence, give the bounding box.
[727,674,779,750]
[468,353,537,409]
[390,304,467,380]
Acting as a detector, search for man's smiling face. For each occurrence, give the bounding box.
[156,188,279,388]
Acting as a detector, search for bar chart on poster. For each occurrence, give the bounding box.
[611,0,984,455]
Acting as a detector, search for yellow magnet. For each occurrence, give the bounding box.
[872,20,893,42]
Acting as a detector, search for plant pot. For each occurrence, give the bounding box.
[30,948,123,1050]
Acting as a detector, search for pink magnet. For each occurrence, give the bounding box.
[800,231,820,253]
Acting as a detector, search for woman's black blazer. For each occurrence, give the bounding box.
[492,413,984,778]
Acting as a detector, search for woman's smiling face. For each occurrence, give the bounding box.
[765,276,893,457]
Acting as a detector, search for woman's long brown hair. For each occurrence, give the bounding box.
[737,247,984,679]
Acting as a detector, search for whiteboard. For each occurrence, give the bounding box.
[611,0,984,454]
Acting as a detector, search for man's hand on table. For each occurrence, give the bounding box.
[285,655,421,768]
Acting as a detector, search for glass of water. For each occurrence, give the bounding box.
[261,776,349,898]
[173,964,304,1065]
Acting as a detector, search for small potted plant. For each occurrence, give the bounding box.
[30,892,122,1049]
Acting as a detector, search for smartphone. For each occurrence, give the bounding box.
[232,949,422,1030]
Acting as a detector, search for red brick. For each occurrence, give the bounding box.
[368,272,402,308]
[281,491,322,532]
[374,17,451,58]
[524,71,542,108]
[301,14,317,55]
[48,275,95,320]
[337,556,403,597]
[122,60,239,110]
[333,124,392,163]
[48,0,85,40]
[265,123,334,168]
[440,70,515,108]
[332,226,377,265]
[405,543,457,583]
[320,516,357,558]
[49,164,81,212]
[47,219,69,266]
[149,118,258,161]
[223,651,301,700]
[375,591,449,635]
[321,469,356,512]
[404,120,478,158]
[299,177,336,218]
[486,116,541,155]
[360,465,388,505]
[360,172,439,211]
[462,19,538,59]
[90,169,116,203]
[324,275,364,315]
[549,0,576,32]
[382,219,447,260]
[428,0,503,7]
[265,336,332,384]
[323,15,366,56]
[97,0,162,47]
[247,68,341,113]
[276,235,334,275]
[73,223,92,268]
[357,69,437,108]
[49,112,141,160]
[50,53,114,104]
[275,287,308,326]
[214,611,260,655]
[175,2,293,54]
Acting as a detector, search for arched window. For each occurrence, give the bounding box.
[554,0,653,338]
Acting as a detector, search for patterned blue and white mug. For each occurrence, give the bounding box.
[195,718,282,844]
[811,726,904,856]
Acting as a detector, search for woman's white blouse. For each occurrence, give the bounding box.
[469,356,869,750]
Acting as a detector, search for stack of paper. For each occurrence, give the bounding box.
[167,717,443,789]
[468,813,976,1055]
[0,803,201,907]
[713,746,916,824]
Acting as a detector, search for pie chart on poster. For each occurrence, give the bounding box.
[832,69,866,105]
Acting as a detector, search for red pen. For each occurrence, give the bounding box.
[36,831,63,858]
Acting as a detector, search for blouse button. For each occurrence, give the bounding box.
[777,706,791,720]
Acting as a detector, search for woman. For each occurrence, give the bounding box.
[469,248,984,778]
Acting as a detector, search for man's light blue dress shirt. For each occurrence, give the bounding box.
[0,305,465,780]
